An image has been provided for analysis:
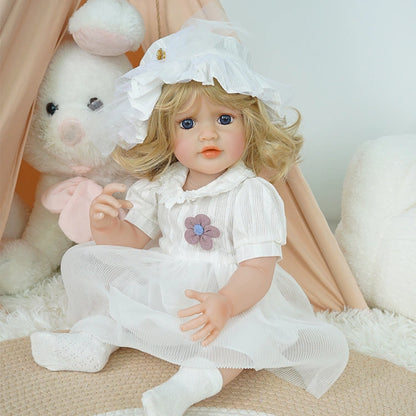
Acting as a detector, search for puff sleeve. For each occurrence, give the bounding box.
[124,178,160,239]
[232,178,286,264]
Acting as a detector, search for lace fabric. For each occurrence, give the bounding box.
[93,19,291,155]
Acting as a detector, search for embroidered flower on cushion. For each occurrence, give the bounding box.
[184,214,220,250]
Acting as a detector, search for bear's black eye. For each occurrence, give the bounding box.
[87,97,103,111]
[46,102,58,115]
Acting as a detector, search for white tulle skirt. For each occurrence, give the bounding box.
[61,243,348,398]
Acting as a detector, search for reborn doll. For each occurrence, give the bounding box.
[31,20,349,415]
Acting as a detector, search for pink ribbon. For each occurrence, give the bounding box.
[41,177,103,243]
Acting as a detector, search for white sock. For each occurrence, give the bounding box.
[142,366,223,416]
[30,331,118,372]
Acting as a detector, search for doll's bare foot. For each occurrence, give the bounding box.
[30,331,117,372]
[141,366,223,416]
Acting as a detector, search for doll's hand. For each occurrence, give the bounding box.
[90,183,133,231]
[178,290,233,346]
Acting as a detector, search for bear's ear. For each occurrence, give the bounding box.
[68,0,145,57]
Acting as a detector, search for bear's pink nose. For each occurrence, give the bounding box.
[59,119,85,146]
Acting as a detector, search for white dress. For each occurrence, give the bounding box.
[61,161,348,398]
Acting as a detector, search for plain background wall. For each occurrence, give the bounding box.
[221,0,416,229]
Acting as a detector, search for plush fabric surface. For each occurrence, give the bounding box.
[1,273,415,415]
[1,337,415,416]
[335,135,416,321]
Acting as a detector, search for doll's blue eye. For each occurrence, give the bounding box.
[218,114,233,125]
[180,119,195,129]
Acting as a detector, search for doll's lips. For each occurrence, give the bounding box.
[201,146,221,159]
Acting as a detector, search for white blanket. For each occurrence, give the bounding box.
[1,273,415,373]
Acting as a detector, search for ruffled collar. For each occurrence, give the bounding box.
[157,161,255,208]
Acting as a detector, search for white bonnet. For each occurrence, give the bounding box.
[95,19,290,155]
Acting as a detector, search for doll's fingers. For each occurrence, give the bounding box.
[192,323,215,342]
[94,194,122,209]
[184,289,205,302]
[177,303,204,318]
[92,203,120,219]
[201,329,220,346]
[93,212,105,220]
[119,199,133,210]
[102,183,127,195]
[180,314,208,332]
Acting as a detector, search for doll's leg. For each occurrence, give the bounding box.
[30,331,118,373]
[220,367,243,384]
[141,367,242,416]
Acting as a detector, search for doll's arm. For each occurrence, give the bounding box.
[178,255,277,346]
[90,183,151,248]
[219,256,277,315]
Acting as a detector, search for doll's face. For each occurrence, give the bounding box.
[173,94,246,182]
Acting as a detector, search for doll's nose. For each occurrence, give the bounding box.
[59,119,85,146]
[199,123,218,141]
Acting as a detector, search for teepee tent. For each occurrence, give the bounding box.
[0,0,367,312]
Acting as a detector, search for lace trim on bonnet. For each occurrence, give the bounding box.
[93,18,291,156]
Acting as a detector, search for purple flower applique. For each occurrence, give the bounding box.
[184,214,220,250]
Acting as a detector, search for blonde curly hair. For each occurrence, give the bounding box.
[113,80,303,182]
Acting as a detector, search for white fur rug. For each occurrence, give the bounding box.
[1,273,415,373]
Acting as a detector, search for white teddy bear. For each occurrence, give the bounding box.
[335,135,416,321]
[0,0,144,295]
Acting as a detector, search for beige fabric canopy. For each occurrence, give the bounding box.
[0,0,367,312]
